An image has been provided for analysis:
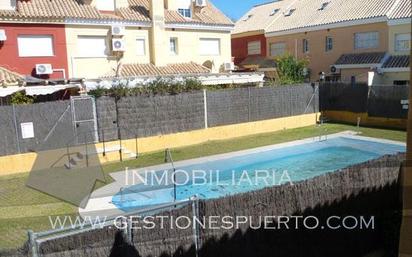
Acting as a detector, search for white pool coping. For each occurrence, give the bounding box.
[79,130,405,218]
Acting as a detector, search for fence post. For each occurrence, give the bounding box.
[127,217,133,244]
[191,195,200,257]
[12,104,21,153]
[28,230,39,257]
[203,89,208,129]
[248,87,251,122]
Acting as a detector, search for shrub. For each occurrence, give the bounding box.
[10,91,35,105]
[89,78,205,98]
[275,55,308,85]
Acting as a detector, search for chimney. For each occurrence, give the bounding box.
[149,0,168,66]
[115,0,129,8]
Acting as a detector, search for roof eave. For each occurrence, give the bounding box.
[165,22,234,31]
[265,16,388,37]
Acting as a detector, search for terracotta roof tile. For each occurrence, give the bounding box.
[234,0,295,35]
[335,52,386,65]
[382,55,410,68]
[0,0,231,26]
[0,67,25,86]
[266,0,396,34]
[239,56,277,69]
[235,0,411,35]
[111,62,210,77]
[0,0,151,22]
[388,0,412,19]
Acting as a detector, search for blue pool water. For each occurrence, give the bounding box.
[112,137,405,212]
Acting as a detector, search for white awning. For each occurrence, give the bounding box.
[25,84,80,96]
[0,87,24,97]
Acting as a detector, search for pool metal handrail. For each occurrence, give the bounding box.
[165,148,177,202]
[27,197,197,257]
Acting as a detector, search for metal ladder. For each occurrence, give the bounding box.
[165,148,177,201]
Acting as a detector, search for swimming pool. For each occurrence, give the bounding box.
[112,134,405,212]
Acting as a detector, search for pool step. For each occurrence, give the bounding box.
[64,145,137,169]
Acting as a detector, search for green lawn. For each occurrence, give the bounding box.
[0,123,406,250]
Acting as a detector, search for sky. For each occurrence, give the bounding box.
[211,0,269,22]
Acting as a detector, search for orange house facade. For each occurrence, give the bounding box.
[266,22,390,82]
[233,0,411,85]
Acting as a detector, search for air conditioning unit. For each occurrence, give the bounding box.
[111,25,125,36]
[112,38,126,52]
[0,29,6,41]
[224,62,235,71]
[195,0,207,7]
[330,65,339,74]
[35,64,53,75]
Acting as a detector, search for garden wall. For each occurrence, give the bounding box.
[319,83,409,128]
[33,153,403,257]
[0,85,318,156]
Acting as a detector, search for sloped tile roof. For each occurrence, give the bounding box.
[234,0,296,35]
[266,0,396,34]
[382,55,410,68]
[0,67,25,86]
[111,62,210,77]
[335,52,386,65]
[387,0,412,19]
[165,2,233,26]
[235,0,411,35]
[0,0,231,25]
[120,0,150,21]
[239,56,277,69]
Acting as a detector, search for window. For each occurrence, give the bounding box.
[269,9,280,16]
[17,35,54,57]
[96,0,115,11]
[325,36,333,51]
[395,33,411,52]
[270,42,286,56]
[318,1,330,10]
[303,39,309,53]
[247,41,261,55]
[170,38,178,55]
[354,32,379,49]
[177,0,192,18]
[243,14,253,21]
[178,8,191,18]
[77,36,108,57]
[283,8,295,17]
[136,38,145,56]
[199,38,220,56]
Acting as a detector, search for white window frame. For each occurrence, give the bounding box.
[395,33,411,52]
[136,38,146,56]
[77,36,108,58]
[325,36,333,52]
[199,38,220,56]
[270,42,286,57]
[95,0,115,11]
[303,39,309,53]
[17,35,54,57]
[178,8,192,18]
[170,37,178,55]
[247,41,261,55]
[354,31,379,49]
